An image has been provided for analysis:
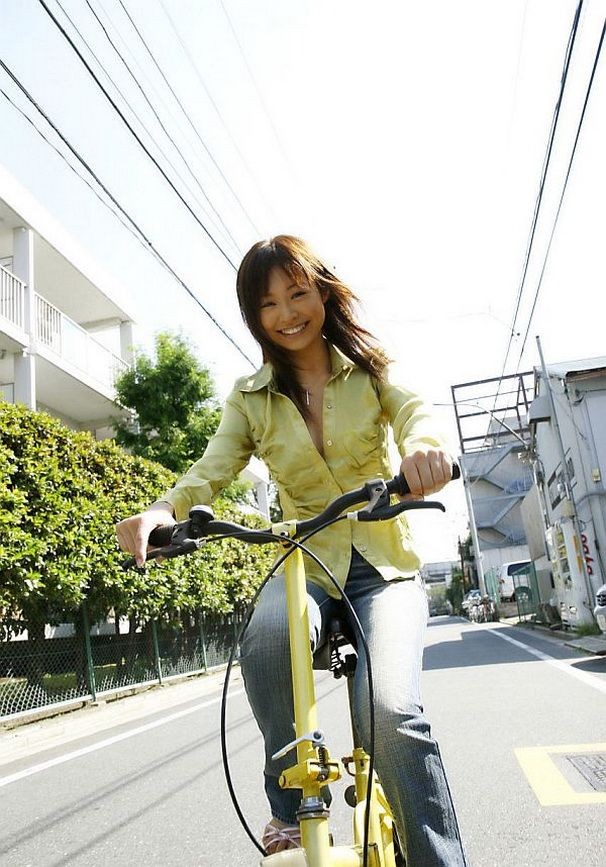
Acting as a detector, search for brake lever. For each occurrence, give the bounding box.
[354,500,446,522]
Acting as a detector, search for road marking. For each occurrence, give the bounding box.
[0,688,245,789]
[489,627,606,695]
[515,743,606,805]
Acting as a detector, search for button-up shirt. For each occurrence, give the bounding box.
[161,344,445,596]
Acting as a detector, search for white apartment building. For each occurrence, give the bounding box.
[0,164,271,516]
[526,356,606,627]
[0,164,134,437]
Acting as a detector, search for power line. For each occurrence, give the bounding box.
[116,0,261,237]
[84,0,244,254]
[514,15,606,369]
[51,0,240,256]
[35,0,239,271]
[0,84,150,253]
[216,0,297,182]
[156,0,281,227]
[497,0,584,384]
[0,56,255,367]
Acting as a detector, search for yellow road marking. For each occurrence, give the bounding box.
[515,743,606,805]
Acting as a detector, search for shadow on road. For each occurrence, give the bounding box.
[422,622,584,670]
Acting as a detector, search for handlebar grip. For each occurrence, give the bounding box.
[148,524,175,547]
[387,462,461,496]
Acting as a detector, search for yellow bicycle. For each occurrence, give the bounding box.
[136,470,456,866]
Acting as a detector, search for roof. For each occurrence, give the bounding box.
[539,356,606,380]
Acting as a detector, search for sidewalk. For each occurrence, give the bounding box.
[506,616,606,656]
[0,667,242,769]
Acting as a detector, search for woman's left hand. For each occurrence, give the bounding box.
[399,448,452,499]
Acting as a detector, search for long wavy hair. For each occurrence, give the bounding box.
[236,235,389,413]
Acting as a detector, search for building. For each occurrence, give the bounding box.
[1,164,271,519]
[526,356,606,627]
[0,164,134,438]
[451,371,534,595]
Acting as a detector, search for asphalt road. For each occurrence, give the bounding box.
[1,618,605,866]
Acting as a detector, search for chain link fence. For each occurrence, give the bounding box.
[0,607,244,722]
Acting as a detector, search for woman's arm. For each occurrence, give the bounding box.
[116,386,255,564]
[375,376,452,497]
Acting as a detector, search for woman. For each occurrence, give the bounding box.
[116,236,467,865]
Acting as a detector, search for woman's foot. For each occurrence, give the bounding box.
[262,818,301,854]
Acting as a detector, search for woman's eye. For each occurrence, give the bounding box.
[260,299,274,308]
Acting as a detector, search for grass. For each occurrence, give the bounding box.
[573,622,603,638]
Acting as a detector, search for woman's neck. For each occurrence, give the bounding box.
[290,338,332,382]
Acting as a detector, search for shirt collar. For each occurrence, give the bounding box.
[238,342,354,393]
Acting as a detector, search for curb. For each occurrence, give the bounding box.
[512,619,606,655]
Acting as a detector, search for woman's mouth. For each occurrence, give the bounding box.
[279,323,308,336]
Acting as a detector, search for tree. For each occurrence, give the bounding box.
[113,332,222,474]
[0,403,276,641]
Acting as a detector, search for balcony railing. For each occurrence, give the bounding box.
[35,293,127,391]
[0,265,25,331]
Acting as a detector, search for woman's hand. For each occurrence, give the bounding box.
[115,502,176,567]
[399,449,452,500]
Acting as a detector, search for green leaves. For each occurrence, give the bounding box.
[113,332,221,474]
[0,403,274,639]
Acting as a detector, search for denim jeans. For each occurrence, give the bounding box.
[240,548,468,866]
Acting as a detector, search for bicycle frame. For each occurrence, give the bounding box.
[261,544,399,867]
[136,470,458,865]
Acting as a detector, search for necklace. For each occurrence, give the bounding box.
[304,388,311,406]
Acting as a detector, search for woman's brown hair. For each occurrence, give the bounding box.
[236,235,389,413]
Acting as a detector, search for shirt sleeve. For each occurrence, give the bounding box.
[375,371,446,457]
[159,387,255,521]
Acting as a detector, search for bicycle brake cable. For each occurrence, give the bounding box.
[218,518,376,867]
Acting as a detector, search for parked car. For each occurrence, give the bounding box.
[594,584,606,635]
[497,560,531,602]
[461,589,482,612]
[428,598,453,617]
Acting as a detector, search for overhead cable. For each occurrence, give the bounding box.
[217,0,297,182]
[84,0,244,254]
[497,0,584,384]
[36,0,239,270]
[116,0,261,237]
[156,0,281,226]
[52,0,240,255]
[0,56,255,367]
[514,15,606,369]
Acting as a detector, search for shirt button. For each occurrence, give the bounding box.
[327,440,333,447]
[359,545,368,553]
[326,403,333,409]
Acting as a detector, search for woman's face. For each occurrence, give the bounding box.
[259,266,327,356]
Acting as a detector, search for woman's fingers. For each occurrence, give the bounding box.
[115,510,175,568]
[400,449,452,498]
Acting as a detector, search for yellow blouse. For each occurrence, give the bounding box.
[161,344,445,596]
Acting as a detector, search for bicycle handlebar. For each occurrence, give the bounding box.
[126,463,460,568]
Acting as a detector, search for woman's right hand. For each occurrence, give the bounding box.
[115,502,176,568]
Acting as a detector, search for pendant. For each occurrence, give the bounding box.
[305,389,311,406]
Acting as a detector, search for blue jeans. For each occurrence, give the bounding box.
[240,549,468,866]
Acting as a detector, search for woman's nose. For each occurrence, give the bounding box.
[277,300,297,322]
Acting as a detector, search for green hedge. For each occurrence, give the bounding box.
[0,402,276,639]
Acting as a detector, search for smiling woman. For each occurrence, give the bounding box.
[116,234,464,863]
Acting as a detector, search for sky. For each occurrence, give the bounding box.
[1,0,605,560]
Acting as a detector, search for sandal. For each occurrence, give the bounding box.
[262,821,301,854]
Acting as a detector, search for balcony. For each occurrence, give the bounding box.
[0,264,26,339]
[35,293,127,393]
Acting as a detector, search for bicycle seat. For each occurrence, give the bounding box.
[313,617,358,676]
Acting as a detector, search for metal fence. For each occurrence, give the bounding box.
[0,608,244,722]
